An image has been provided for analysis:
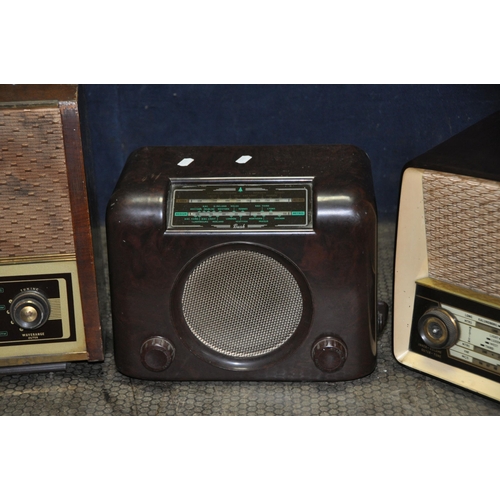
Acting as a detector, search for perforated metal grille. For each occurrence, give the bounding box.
[181,249,304,357]
[423,170,500,297]
[0,107,75,260]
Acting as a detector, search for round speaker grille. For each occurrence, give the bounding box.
[181,249,304,358]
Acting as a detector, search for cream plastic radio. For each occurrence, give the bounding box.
[394,112,500,401]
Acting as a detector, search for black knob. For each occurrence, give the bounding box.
[418,307,459,349]
[10,290,51,330]
[140,336,175,372]
[311,336,348,372]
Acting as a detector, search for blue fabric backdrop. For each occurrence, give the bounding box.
[81,84,500,222]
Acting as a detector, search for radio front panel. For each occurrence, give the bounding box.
[0,260,87,365]
[410,279,500,383]
[0,276,72,344]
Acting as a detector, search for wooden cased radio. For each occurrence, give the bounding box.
[0,85,103,373]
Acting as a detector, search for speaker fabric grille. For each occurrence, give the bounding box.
[181,249,304,358]
[0,107,75,260]
[423,171,500,297]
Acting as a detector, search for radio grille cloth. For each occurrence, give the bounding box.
[181,249,304,357]
[0,107,75,259]
[423,171,500,297]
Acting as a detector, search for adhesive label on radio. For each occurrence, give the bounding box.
[168,180,313,231]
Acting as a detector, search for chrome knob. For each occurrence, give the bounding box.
[10,290,51,330]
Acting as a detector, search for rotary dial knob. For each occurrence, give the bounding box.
[140,336,175,372]
[418,307,459,349]
[311,336,348,372]
[10,290,51,330]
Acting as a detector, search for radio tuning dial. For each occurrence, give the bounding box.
[311,336,348,372]
[10,290,51,330]
[140,336,175,372]
[418,307,459,349]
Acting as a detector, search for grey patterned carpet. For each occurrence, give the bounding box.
[1,223,499,416]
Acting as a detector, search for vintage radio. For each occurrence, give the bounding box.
[394,112,500,401]
[0,85,103,373]
[107,145,387,381]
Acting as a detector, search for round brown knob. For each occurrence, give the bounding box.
[311,336,348,372]
[140,336,175,372]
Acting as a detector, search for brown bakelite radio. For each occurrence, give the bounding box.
[107,145,386,381]
[0,85,103,373]
[394,112,500,401]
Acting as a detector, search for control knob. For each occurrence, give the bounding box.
[140,336,175,372]
[311,336,348,372]
[418,307,459,349]
[10,290,51,330]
